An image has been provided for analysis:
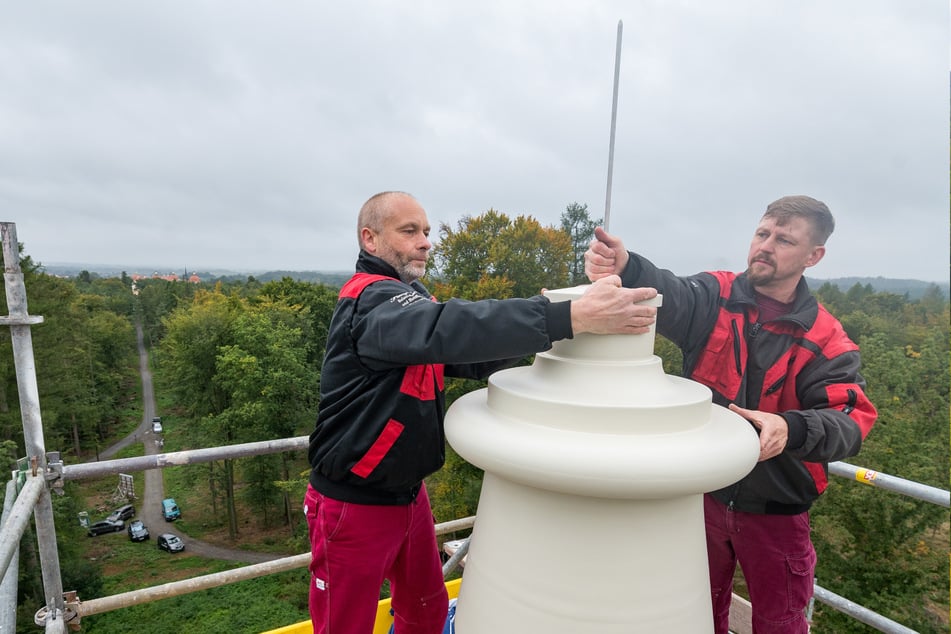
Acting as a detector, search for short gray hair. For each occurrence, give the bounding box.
[357,191,416,249]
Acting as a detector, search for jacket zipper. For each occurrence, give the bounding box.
[764,375,786,396]
[731,320,742,376]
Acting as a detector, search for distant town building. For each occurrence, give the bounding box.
[129,271,201,284]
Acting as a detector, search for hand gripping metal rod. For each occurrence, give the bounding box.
[603,20,623,233]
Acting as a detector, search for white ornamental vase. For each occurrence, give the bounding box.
[444,285,760,633]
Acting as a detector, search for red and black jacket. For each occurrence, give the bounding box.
[308,251,573,505]
[622,254,877,514]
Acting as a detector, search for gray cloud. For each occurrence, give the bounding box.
[3,1,947,282]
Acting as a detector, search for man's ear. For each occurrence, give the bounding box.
[360,227,377,254]
[805,245,825,268]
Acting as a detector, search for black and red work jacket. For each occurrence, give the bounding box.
[621,253,877,514]
[308,251,573,505]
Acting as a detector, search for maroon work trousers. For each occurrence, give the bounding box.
[705,493,816,634]
[305,483,449,634]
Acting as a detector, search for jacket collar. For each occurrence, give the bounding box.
[353,250,432,297]
[731,273,819,329]
[355,250,400,279]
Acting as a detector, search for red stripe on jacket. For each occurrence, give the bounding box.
[351,419,405,478]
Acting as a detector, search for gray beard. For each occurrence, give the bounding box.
[396,261,426,284]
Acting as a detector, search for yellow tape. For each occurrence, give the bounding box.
[855,468,879,484]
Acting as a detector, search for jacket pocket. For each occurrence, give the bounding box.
[350,418,404,478]
[785,548,817,612]
[691,322,739,395]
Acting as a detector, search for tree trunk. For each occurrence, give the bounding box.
[208,461,218,517]
[71,412,81,458]
[281,453,292,527]
[225,458,238,539]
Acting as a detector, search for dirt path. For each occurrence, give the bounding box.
[97,324,281,565]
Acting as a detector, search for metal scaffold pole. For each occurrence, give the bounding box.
[0,479,20,633]
[0,222,67,630]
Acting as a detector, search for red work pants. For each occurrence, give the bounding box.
[305,483,449,634]
[704,493,816,634]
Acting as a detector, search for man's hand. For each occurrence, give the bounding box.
[729,404,789,462]
[570,276,657,335]
[585,227,631,281]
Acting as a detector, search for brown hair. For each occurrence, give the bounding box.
[763,195,835,246]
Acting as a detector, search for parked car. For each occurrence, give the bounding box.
[87,519,124,537]
[161,498,181,521]
[151,417,163,433]
[106,504,135,522]
[127,519,150,542]
[157,533,185,553]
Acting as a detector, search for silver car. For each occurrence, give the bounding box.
[157,533,185,553]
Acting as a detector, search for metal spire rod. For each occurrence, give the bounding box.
[603,19,623,233]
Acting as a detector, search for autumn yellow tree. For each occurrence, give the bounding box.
[429,209,571,301]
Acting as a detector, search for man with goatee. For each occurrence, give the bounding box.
[585,195,877,633]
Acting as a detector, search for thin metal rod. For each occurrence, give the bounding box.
[59,436,310,481]
[434,516,475,535]
[813,584,918,634]
[441,537,470,577]
[829,461,950,508]
[603,19,623,233]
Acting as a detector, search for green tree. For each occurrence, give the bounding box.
[214,299,318,533]
[159,289,240,419]
[137,278,204,352]
[256,277,340,368]
[429,210,512,299]
[430,210,572,300]
[490,216,571,297]
[809,294,949,632]
[159,288,241,532]
[74,274,136,317]
[0,257,137,457]
[560,202,601,285]
[160,289,318,536]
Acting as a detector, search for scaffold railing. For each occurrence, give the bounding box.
[10,438,948,633]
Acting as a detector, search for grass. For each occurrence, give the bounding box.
[79,567,311,634]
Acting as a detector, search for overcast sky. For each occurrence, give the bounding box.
[2,1,948,282]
